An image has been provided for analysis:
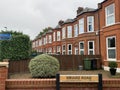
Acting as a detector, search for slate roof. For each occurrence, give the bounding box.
[77,7,96,16]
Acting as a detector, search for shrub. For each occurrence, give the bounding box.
[28,54,60,78]
[108,61,118,69]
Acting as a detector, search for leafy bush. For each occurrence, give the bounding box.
[108,61,118,69]
[28,54,60,78]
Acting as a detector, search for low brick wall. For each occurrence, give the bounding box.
[1,62,120,90]
[103,79,120,90]
[6,79,56,90]
[0,62,8,90]
[5,79,120,90]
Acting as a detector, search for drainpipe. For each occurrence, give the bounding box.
[98,10,101,56]
[97,9,102,69]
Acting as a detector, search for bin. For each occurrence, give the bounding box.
[91,59,97,70]
[84,58,91,70]
[78,65,83,70]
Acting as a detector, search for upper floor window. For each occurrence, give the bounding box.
[87,16,94,32]
[35,41,39,47]
[44,37,46,45]
[74,24,78,37]
[42,38,44,45]
[79,18,84,34]
[48,35,52,43]
[62,27,66,39]
[39,39,42,46]
[105,4,115,26]
[32,42,35,48]
[67,26,72,38]
[57,31,61,41]
[46,36,48,44]
[53,32,56,41]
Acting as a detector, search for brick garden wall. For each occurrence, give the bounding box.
[5,79,120,90]
[0,62,120,90]
[0,62,8,90]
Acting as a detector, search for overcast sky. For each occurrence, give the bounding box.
[0,0,104,40]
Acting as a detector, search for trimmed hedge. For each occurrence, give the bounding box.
[29,54,60,78]
[0,35,31,61]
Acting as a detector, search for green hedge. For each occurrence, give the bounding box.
[0,35,31,61]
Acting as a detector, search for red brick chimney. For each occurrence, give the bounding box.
[77,7,83,15]
[58,20,64,26]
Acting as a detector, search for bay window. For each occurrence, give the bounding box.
[67,26,72,38]
[79,18,84,34]
[88,41,94,55]
[53,32,56,41]
[62,27,66,39]
[48,35,52,43]
[74,24,78,37]
[105,4,115,26]
[79,42,84,55]
[62,45,66,55]
[57,31,61,41]
[87,16,94,32]
[57,46,61,54]
[107,36,116,60]
[68,44,72,55]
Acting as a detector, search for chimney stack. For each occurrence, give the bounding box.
[58,20,64,26]
[77,7,83,15]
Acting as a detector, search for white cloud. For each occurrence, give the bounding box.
[0,0,104,40]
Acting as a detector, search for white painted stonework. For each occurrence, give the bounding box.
[103,66,120,73]
[0,62,9,68]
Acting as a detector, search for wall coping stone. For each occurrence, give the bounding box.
[0,62,9,68]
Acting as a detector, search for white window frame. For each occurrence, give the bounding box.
[46,36,47,44]
[44,37,46,45]
[79,41,84,55]
[39,39,42,46]
[106,36,116,61]
[79,18,84,34]
[53,32,56,41]
[67,44,72,55]
[88,41,95,55]
[57,46,61,54]
[53,46,56,54]
[87,16,94,32]
[32,42,35,48]
[48,35,52,43]
[74,24,78,37]
[67,26,72,38]
[105,3,115,26]
[62,27,66,39]
[74,47,78,55]
[48,47,52,54]
[57,31,61,41]
[62,45,66,55]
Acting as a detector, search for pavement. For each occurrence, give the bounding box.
[9,70,120,79]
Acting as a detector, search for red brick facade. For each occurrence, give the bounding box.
[32,0,120,72]
[0,62,8,90]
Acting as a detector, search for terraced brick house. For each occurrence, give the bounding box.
[32,0,120,72]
